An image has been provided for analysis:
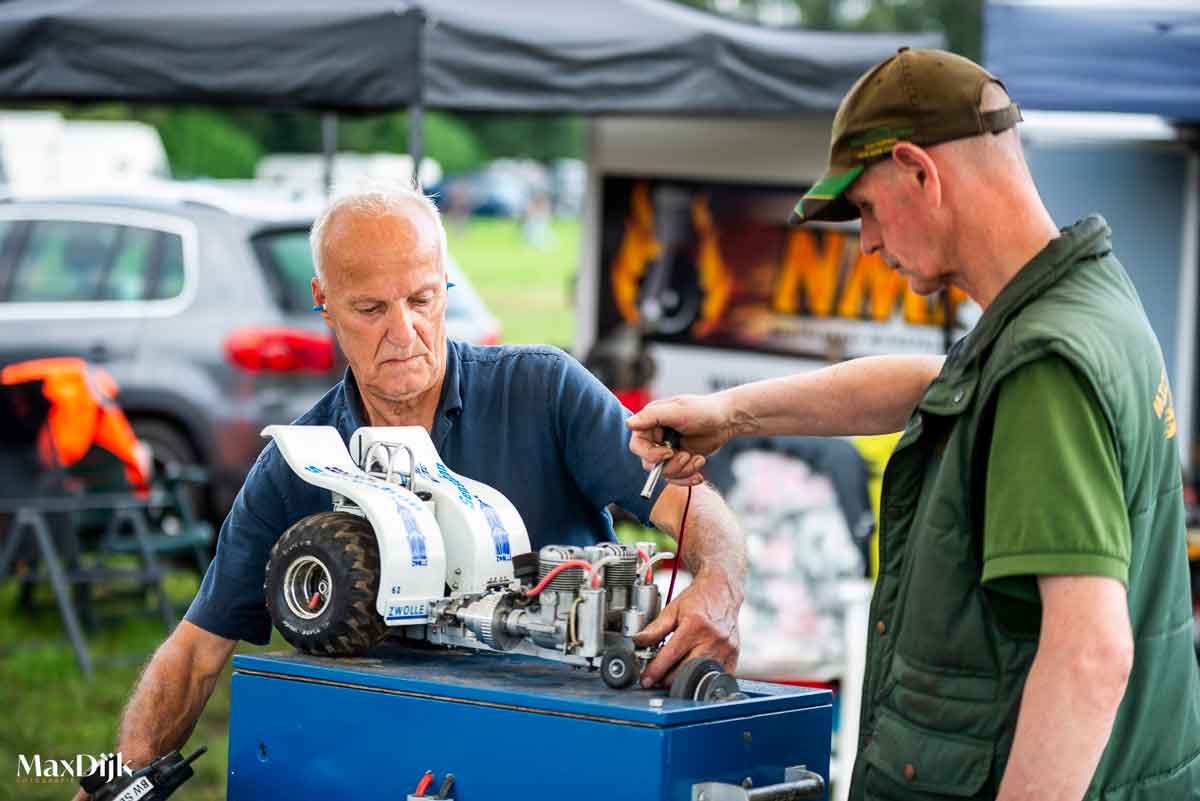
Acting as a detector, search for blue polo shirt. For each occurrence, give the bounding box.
[185,340,664,644]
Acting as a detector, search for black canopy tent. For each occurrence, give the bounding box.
[0,0,935,114]
[0,0,939,177]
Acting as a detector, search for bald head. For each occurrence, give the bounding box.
[310,185,447,287]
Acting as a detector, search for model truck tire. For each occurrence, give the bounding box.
[600,647,639,689]
[265,511,388,656]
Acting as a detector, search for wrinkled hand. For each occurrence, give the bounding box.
[633,571,742,688]
[626,394,737,485]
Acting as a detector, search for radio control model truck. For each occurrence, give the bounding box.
[261,424,741,700]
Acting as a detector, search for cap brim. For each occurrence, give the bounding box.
[788,165,864,225]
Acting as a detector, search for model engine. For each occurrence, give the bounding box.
[260,424,671,688]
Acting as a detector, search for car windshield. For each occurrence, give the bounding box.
[252,228,474,319]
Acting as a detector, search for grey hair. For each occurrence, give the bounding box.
[309,182,447,284]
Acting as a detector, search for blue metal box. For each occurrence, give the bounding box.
[228,644,831,801]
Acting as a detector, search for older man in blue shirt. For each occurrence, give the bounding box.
[80,186,745,784]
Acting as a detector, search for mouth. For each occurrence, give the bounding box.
[380,354,422,367]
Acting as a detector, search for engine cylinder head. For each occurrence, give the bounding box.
[589,543,639,588]
[538,545,588,591]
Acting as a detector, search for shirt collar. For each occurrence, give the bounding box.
[439,339,464,418]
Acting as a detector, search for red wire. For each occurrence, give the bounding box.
[414,771,434,796]
[524,559,599,597]
[637,548,652,583]
[665,484,692,607]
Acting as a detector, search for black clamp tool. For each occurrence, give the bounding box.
[80,746,206,801]
[640,427,681,499]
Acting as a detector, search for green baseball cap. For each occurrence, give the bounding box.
[790,47,1023,225]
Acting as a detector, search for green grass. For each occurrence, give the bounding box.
[445,217,579,348]
[0,568,283,801]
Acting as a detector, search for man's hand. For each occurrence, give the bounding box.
[627,393,739,484]
[71,622,235,801]
[633,569,741,687]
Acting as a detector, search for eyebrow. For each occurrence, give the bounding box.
[346,280,442,305]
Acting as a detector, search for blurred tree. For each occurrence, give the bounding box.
[61,104,261,178]
[153,108,261,178]
[338,110,485,175]
[227,108,323,154]
[459,113,585,164]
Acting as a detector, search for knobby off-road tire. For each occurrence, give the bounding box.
[265,511,387,656]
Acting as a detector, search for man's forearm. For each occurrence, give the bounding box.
[996,648,1128,799]
[664,484,746,595]
[116,626,232,766]
[719,354,944,439]
[997,577,1133,801]
[636,483,745,683]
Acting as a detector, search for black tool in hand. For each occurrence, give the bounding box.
[640,427,681,499]
[80,746,206,801]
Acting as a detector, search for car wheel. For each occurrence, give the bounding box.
[130,418,209,528]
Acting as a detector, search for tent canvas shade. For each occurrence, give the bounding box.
[985,0,1200,122]
[0,0,939,115]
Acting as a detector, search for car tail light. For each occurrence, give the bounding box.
[614,386,651,413]
[224,327,335,373]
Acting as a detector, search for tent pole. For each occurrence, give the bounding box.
[408,5,426,189]
[408,101,424,188]
[322,111,337,197]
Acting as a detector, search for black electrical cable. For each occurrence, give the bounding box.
[664,483,692,607]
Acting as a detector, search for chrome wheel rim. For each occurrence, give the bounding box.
[283,555,333,620]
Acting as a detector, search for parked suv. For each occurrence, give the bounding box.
[0,191,501,521]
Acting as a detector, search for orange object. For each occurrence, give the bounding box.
[1,357,149,491]
[413,770,434,797]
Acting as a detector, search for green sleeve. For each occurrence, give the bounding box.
[982,357,1131,603]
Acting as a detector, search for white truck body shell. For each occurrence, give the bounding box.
[263,425,531,626]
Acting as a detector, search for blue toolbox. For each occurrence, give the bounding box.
[227,644,832,801]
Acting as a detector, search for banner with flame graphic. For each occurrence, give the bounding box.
[598,176,977,360]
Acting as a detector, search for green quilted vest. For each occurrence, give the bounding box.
[849,216,1200,800]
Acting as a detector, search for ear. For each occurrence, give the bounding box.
[891,142,942,209]
[311,277,333,328]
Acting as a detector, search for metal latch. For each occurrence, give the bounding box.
[692,765,825,801]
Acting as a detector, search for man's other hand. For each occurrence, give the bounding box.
[632,570,741,687]
[627,394,737,484]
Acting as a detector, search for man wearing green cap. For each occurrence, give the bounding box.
[628,48,1200,800]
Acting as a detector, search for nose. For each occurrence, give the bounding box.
[383,303,417,348]
[859,215,881,256]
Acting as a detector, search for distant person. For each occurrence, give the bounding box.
[521,189,553,249]
[444,179,473,232]
[73,185,745,799]
[629,48,1200,799]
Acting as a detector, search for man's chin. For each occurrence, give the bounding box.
[364,379,432,406]
[905,275,946,296]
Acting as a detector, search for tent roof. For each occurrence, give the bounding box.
[985,0,1200,122]
[0,0,940,115]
